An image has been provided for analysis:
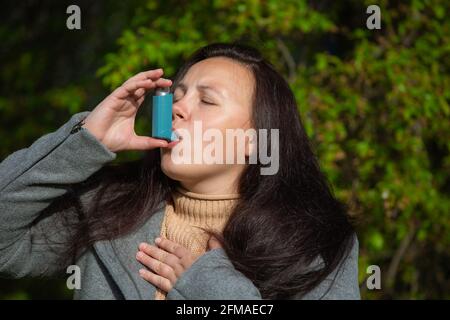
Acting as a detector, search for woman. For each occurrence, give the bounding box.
[0,43,360,300]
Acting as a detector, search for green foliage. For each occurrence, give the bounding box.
[293,0,450,299]
[0,0,448,299]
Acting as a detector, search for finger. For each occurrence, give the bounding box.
[112,80,154,100]
[122,77,171,98]
[136,95,146,106]
[127,135,168,151]
[136,251,177,284]
[118,77,171,101]
[133,88,146,100]
[154,78,172,88]
[133,78,170,104]
[139,68,164,80]
[139,242,179,266]
[132,90,147,106]
[155,237,189,259]
[127,69,164,82]
[139,242,184,278]
[139,268,172,292]
[122,79,156,94]
[141,242,185,276]
[154,238,198,271]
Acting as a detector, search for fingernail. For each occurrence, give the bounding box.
[139,269,145,275]
[155,237,161,244]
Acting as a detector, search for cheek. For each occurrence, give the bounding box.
[200,111,252,158]
[200,112,251,142]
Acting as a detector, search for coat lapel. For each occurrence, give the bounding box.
[93,205,165,299]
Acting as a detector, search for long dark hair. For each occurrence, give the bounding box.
[59,43,355,299]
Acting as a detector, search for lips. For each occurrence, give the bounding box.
[165,130,182,149]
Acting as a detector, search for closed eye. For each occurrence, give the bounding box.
[201,99,216,105]
[173,98,215,105]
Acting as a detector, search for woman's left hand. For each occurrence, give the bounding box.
[136,236,222,293]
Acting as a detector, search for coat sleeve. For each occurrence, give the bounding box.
[299,235,361,300]
[166,235,360,300]
[0,111,116,278]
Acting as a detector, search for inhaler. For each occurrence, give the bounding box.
[152,87,178,142]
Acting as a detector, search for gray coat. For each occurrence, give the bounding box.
[0,111,361,300]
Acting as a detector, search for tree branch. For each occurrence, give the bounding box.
[275,37,297,82]
[385,223,417,293]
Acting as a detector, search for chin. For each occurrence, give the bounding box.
[160,151,224,183]
[161,161,188,182]
[160,151,200,182]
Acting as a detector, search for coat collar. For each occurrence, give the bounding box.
[93,204,165,299]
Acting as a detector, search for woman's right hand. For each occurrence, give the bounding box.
[82,68,172,153]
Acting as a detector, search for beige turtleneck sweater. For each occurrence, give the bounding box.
[154,186,240,300]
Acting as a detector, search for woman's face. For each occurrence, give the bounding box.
[160,57,255,192]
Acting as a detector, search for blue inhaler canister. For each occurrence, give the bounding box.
[152,87,176,142]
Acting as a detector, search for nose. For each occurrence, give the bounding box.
[172,101,187,121]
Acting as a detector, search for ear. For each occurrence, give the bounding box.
[207,236,222,250]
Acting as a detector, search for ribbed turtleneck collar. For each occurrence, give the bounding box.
[154,186,240,300]
[160,185,240,255]
[175,186,240,200]
[171,186,240,221]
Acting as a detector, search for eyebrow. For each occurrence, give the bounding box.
[174,82,225,98]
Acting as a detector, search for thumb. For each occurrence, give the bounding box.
[208,236,222,250]
[128,135,168,151]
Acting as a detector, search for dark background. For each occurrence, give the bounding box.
[0,0,449,299]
